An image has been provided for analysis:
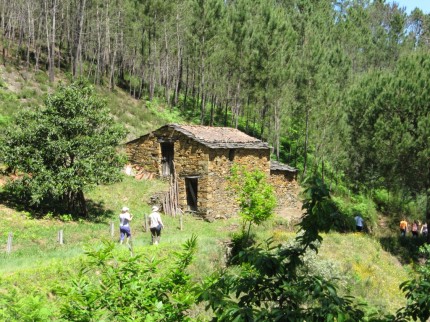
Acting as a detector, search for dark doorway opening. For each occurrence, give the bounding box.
[229,149,236,161]
[185,177,198,211]
[161,142,174,176]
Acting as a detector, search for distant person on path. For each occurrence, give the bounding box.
[119,206,133,244]
[148,205,164,245]
[420,222,428,237]
[411,221,419,237]
[399,219,408,237]
[354,214,364,232]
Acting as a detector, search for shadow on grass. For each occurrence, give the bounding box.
[0,190,113,223]
[379,234,427,264]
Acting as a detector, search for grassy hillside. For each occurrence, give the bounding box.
[0,175,410,318]
[0,65,415,320]
[0,64,187,142]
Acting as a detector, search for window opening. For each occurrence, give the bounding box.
[161,142,174,176]
[229,149,236,161]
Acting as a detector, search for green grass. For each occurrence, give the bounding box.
[318,232,410,314]
[0,65,416,319]
[0,174,414,319]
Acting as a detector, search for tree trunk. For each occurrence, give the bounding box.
[49,0,57,82]
[163,19,171,106]
[426,185,430,243]
[200,54,206,124]
[224,84,230,126]
[95,5,102,85]
[73,0,86,78]
[274,100,281,160]
[209,93,215,126]
[78,190,88,217]
[174,12,182,106]
[302,105,310,179]
[183,56,189,110]
[25,1,33,69]
[109,9,120,91]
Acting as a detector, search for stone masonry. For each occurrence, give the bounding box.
[125,124,298,220]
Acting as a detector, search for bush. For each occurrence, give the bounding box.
[0,288,54,321]
[33,71,48,84]
[397,244,430,321]
[59,237,198,321]
[333,193,378,232]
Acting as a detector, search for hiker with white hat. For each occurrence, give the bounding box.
[148,205,164,245]
[119,206,133,244]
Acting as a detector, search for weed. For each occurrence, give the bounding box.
[34,71,48,84]
[17,87,37,99]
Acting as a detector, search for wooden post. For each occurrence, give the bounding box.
[144,214,148,232]
[58,229,64,245]
[179,214,183,231]
[110,221,115,237]
[128,238,134,257]
[6,232,12,254]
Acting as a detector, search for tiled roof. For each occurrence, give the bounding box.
[270,161,298,173]
[165,124,270,149]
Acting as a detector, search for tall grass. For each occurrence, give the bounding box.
[318,232,409,314]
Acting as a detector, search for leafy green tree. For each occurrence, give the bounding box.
[229,164,276,238]
[0,80,126,216]
[59,236,198,321]
[346,53,430,237]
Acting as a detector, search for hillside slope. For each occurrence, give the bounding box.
[0,64,414,320]
[0,64,186,142]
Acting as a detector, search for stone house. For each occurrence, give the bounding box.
[125,124,299,219]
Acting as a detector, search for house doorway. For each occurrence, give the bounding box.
[185,177,198,211]
[160,142,174,176]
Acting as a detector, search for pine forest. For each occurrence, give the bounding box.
[1,0,430,321]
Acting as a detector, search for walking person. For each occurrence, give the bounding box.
[354,214,364,232]
[411,221,419,237]
[119,206,133,244]
[421,222,428,237]
[148,205,164,245]
[399,218,408,237]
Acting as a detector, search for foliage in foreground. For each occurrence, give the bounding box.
[0,287,54,322]
[199,177,369,321]
[0,80,127,216]
[59,236,198,321]
[396,244,430,321]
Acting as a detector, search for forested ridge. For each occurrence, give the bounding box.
[1,0,429,226]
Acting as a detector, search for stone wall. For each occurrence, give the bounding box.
[173,133,210,215]
[125,128,272,219]
[268,170,300,215]
[125,133,161,174]
[206,148,270,219]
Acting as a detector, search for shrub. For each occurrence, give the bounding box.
[33,71,48,84]
[397,244,430,321]
[59,236,198,321]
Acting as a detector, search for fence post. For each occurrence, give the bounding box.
[179,214,183,231]
[144,214,148,232]
[110,221,115,237]
[6,232,13,254]
[58,229,64,245]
